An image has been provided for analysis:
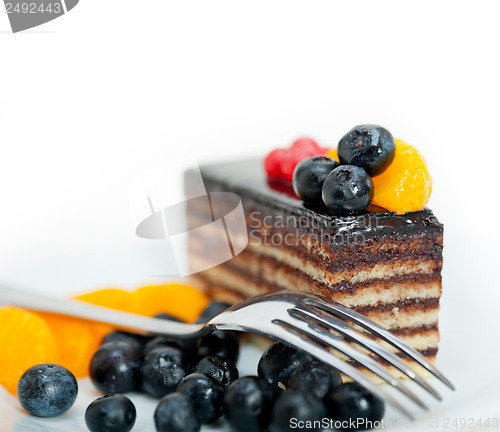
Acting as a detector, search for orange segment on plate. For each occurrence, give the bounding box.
[133,283,209,322]
[75,284,209,322]
[74,288,137,339]
[0,308,60,395]
[372,139,432,215]
[0,283,210,392]
[75,288,136,313]
[38,312,101,379]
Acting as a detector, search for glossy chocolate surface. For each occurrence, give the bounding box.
[197,158,443,239]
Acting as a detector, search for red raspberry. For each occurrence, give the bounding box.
[319,146,331,154]
[265,139,327,183]
[264,148,287,179]
[291,137,319,152]
[281,149,316,183]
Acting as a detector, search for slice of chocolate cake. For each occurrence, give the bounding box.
[185,158,443,364]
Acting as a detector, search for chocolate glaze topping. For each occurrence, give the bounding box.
[197,158,443,240]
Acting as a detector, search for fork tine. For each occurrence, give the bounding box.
[304,297,455,391]
[291,305,442,401]
[273,317,428,411]
[266,321,416,420]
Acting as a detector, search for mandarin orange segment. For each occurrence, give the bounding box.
[74,288,137,339]
[0,308,60,395]
[38,313,101,379]
[74,288,136,313]
[326,148,339,162]
[372,139,432,215]
[133,283,209,322]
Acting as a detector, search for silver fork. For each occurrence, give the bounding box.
[0,285,454,419]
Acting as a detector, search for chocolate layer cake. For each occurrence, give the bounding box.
[186,158,443,364]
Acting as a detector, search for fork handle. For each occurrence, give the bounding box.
[0,283,203,337]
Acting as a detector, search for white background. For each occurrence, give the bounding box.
[1,1,500,430]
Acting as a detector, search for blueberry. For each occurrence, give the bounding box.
[292,156,339,203]
[101,330,151,349]
[144,335,179,354]
[287,361,342,399]
[140,347,191,398]
[257,342,314,387]
[223,376,278,432]
[195,301,241,341]
[326,382,385,430]
[269,391,327,432]
[195,301,232,324]
[143,335,198,363]
[17,363,78,418]
[338,125,395,176]
[89,341,142,394]
[154,312,184,322]
[322,165,374,215]
[85,394,136,432]
[154,393,200,432]
[194,356,239,387]
[176,373,226,424]
[198,330,240,363]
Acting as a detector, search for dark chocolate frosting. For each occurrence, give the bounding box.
[197,158,443,240]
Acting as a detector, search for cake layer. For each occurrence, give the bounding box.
[192,273,439,353]
[187,212,443,279]
[190,236,441,299]
[190,249,441,307]
[191,265,439,329]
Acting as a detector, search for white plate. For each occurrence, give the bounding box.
[1,228,498,432]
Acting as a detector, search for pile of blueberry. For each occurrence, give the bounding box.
[255,342,384,431]
[86,301,240,432]
[16,300,385,432]
[292,124,396,215]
